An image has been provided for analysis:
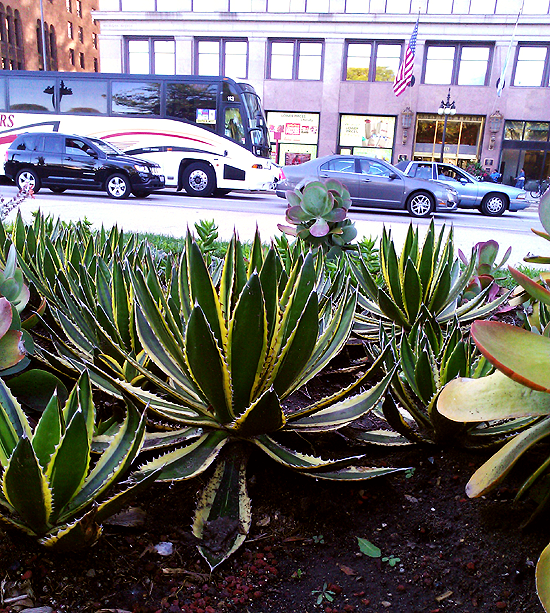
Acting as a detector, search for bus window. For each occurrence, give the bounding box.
[225,107,245,144]
[0,79,6,110]
[9,78,55,112]
[111,81,160,116]
[59,78,108,115]
[166,82,217,130]
[222,81,241,103]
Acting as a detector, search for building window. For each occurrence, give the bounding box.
[49,25,57,70]
[513,45,549,87]
[78,26,83,43]
[66,0,72,11]
[344,41,402,82]
[68,21,73,39]
[79,52,84,68]
[305,0,329,12]
[94,57,98,72]
[267,0,291,11]
[69,48,75,65]
[268,40,323,80]
[76,0,82,17]
[423,43,493,86]
[126,37,175,75]
[229,0,252,9]
[93,32,97,49]
[196,39,248,79]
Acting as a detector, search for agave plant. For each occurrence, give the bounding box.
[437,190,550,612]
[350,222,510,339]
[278,179,358,257]
[0,371,156,550]
[118,232,404,569]
[355,310,506,446]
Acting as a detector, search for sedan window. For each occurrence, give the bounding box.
[437,164,469,182]
[359,159,391,177]
[320,158,356,173]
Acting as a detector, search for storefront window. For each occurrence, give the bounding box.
[504,120,524,140]
[267,111,319,165]
[338,114,396,161]
[524,121,549,141]
[413,114,483,164]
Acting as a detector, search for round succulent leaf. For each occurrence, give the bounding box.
[0,330,26,371]
[340,224,358,243]
[508,266,550,306]
[6,370,69,414]
[286,205,313,224]
[438,370,550,423]
[324,208,347,223]
[536,540,550,613]
[301,184,332,217]
[309,218,331,238]
[471,320,550,392]
[285,190,302,207]
[277,223,298,237]
[541,187,550,236]
[0,297,12,338]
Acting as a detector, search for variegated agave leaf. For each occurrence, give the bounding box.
[129,232,407,568]
[351,221,510,339]
[0,371,154,549]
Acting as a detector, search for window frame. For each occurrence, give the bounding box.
[267,38,324,81]
[343,39,404,82]
[422,42,494,86]
[194,38,249,79]
[124,36,176,75]
[511,43,550,88]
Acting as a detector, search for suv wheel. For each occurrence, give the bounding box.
[182,162,216,197]
[480,194,507,216]
[16,169,41,194]
[407,191,434,218]
[106,173,131,199]
[133,190,151,199]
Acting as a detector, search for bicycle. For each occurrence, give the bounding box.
[530,179,550,198]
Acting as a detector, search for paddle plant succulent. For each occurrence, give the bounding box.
[0,371,156,550]
[458,239,511,304]
[437,190,550,612]
[278,178,358,256]
[123,232,404,569]
[351,222,510,339]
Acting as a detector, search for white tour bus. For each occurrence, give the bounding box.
[0,71,278,197]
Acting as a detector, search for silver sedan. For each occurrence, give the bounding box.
[395,161,529,216]
[275,155,459,218]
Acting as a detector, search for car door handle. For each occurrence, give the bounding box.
[320,174,330,178]
[362,178,371,182]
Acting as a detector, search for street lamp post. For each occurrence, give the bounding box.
[437,88,456,163]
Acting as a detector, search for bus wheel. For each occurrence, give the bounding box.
[183,163,216,197]
[106,173,131,199]
[16,169,41,194]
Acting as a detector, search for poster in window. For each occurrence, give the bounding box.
[339,114,396,150]
[267,111,319,145]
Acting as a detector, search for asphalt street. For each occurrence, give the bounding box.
[2,185,547,269]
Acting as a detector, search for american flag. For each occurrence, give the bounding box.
[393,17,419,97]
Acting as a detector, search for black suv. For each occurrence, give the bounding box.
[4,132,165,199]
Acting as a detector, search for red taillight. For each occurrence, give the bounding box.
[279,168,286,180]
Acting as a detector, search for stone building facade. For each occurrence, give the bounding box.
[95,0,550,184]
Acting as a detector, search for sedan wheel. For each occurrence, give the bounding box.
[407,192,434,218]
[16,169,41,194]
[106,174,131,199]
[480,194,507,216]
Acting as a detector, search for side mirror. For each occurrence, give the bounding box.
[389,172,398,180]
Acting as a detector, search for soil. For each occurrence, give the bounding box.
[0,349,548,613]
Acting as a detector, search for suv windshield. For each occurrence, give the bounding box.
[89,138,123,156]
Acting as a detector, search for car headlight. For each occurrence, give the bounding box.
[517,192,526,199]
[134,164,150,173]
[446,188,457,199]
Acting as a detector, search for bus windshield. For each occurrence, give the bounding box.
[241,91,270,156]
